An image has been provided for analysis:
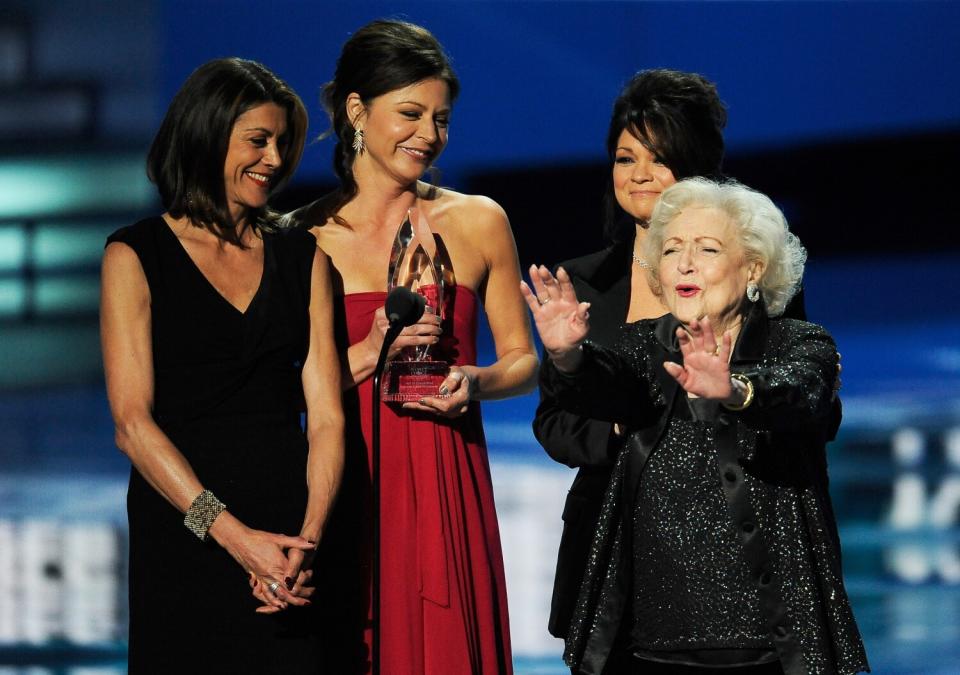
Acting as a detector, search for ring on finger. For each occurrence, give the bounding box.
[538,297,551,306]
[268,581,281,595]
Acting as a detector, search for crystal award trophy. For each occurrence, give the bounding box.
[380,207,451,402]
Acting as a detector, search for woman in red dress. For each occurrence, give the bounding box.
[282,20,538,675]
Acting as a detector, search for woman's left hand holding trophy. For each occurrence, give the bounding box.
[401,366,474,417]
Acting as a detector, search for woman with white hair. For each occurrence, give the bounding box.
[523,178,868,675]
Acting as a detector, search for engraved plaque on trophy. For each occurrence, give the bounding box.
[380,207,451,402]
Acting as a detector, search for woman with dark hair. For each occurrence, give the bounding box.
[532,70,815,667]
[101,58,344,672]
[284,19,537,675]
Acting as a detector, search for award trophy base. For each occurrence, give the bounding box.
[380,360,450,402]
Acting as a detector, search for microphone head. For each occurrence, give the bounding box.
[385,287,427,327]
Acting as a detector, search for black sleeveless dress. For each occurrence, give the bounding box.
[106,217,324,673]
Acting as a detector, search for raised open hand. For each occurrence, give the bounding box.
[662,317,736,400]
[520,265,590,370]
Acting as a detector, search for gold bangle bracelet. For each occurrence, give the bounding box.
[723,373,755,411]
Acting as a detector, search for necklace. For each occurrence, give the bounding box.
[631,251,650,269]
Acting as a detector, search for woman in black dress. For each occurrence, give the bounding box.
[100,58,344,672]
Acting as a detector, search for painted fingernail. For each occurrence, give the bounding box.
[419,398,426,405]
[438,385,449,396]
[285,577,294,589]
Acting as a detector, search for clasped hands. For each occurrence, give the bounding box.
[521,265,741,403]
[211,513,317,614]
[247,536,317,614]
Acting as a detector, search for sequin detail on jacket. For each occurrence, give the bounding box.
[540,304,869,675]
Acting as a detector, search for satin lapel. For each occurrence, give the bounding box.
[569,241,632,348]
[622,315,683,521]
[653,313,683,406]
[579,274,630,347]
[730,299,769,367]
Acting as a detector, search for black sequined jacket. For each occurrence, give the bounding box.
[540,301,869,675]
[532,241,821,650]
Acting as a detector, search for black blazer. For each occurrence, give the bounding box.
[532,240,634,640]
[532,239,817,642]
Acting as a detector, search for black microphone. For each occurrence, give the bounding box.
[371,286,427,675]
[385,286,427,328]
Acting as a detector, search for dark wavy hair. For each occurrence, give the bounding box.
[319,19,459,224]
[603,69,727,243]
[147,58,308,246]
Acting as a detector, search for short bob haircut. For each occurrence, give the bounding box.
[147,58,308,246]
[604,69,727,243]
[319,19,459,223]
[642,177,807,317]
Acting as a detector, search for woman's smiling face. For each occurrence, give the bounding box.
[222,102,288,224]
[612,127,676,224]
[352,78,451,186]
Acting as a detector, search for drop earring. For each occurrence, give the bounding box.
[352,128,364,155]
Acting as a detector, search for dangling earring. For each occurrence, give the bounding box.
[746,282,760,303]
[352,128,364,155]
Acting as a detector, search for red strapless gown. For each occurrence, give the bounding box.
[341,285,513,675]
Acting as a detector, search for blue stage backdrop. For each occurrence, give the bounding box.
[158,0,960,184]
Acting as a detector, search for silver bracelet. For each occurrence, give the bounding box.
[184,489,226,541]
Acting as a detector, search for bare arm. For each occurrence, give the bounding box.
[299,248,345,543]
[408,197,539,416]
[101,242,205,515]
[101,241,313,610]
[467,198,539,399]
[263,248,347,611]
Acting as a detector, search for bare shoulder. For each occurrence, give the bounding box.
[102,241,150,310]
[281,193,338,230]
[428,187,511,247]
[103,240,144,276]
[282,196,343,254]
[432,187,507,224]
